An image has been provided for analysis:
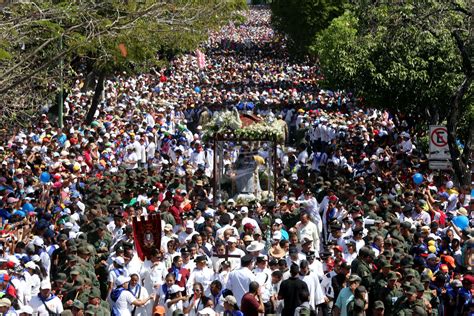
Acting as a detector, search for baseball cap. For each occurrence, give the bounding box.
[115,275,130,286]
[169,284,184,294]
[223,295,237,306]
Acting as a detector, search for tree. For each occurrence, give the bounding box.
[270,0,347,57]
[0,0,246,126]
[312,1,472,185]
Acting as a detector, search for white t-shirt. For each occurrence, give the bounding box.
[165,299,183,316]
[29,294,64,316]
[113,290,136,316]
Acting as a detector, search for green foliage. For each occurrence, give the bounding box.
[312,1,472,123]
[271,0,347,56]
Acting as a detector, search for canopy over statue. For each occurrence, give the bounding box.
[202,109,286,206]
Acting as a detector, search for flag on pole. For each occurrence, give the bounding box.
[196,49,206,69]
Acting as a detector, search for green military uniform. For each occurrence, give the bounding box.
[355,254,374,291]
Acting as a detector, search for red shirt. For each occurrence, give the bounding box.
[168,266,190,288]
[240,293,259,316]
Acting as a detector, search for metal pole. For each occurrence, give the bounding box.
[58,34,64,128]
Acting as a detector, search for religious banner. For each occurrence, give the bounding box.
[132,213,162,261]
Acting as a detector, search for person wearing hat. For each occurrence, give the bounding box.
[333,274,361,316]
[373,300,385,316]
[0,297,14,316]
[186,255,214,296]
[110,275,155,316]
[392,285,419,315]
[354,247,375,292]
[33,237,51,280]
[107,256,129,297]
[18,305,34,316]
[71,299,84,315]
[240,207,262,236]
[29,280,64,315]
[85,288,109,316]
[378,271,403,315]
[222,295,243,316]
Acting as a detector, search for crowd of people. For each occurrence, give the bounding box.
[0,6,472,316]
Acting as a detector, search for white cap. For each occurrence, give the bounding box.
[272,231,282,240]
[19,305,33,314]
[169,284,184,294]
[227,199,235,204]
[116,275,131,286]
[227,236,237,244]
[273,218,283,225]
[114,257,125,266]
[186,221,194,229]
[33,238,44,247]
[240,206,249,214]
[446,181,454,189]
[25,261,37,270]
[40,280,52,290]
[31,255,41,262]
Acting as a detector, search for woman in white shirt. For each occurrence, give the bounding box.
[110,275,154,316]
[165,284,188,316]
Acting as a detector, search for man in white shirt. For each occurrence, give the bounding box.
[295,213,320,253]
[186,255,214,296]
[226,255,256,305]
[29,281,64,316]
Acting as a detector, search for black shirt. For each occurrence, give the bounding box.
[278,276,309,316]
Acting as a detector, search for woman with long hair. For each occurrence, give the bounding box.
[183,283,209,316]
[223,295,244,316]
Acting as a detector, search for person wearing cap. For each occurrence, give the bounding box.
[110,275,155,316]
[392,285,420,315]
[354,247,375,292]
[29,280,64,315]
[271,218,289,241]
[33,237,51,280]
[161,283,187,316]
[333,274,361,316]
[107,256,129,297]
[0,297,14,316]
[252,255,272,312]
[377,271,402,315]
[373,300,385,316]
[70,299,84,315]
[186,255,214,297]
[85,288,109,316]
[240,207,262,236]
[222,295,243,316]
[18,305,34,316]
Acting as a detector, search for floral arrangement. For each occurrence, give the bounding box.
[203,109,284,142]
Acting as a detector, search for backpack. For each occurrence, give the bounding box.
[298,305,316,316]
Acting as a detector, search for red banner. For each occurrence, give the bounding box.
[132,213,162,261]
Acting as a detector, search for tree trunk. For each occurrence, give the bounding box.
[84,71,105,125]
[446,75,472,186]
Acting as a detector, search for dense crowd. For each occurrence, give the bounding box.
[0,6,472,316]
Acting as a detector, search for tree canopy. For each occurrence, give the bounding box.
[311,0,472,184]
[270,0,347,56]
[0,0,246,125]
